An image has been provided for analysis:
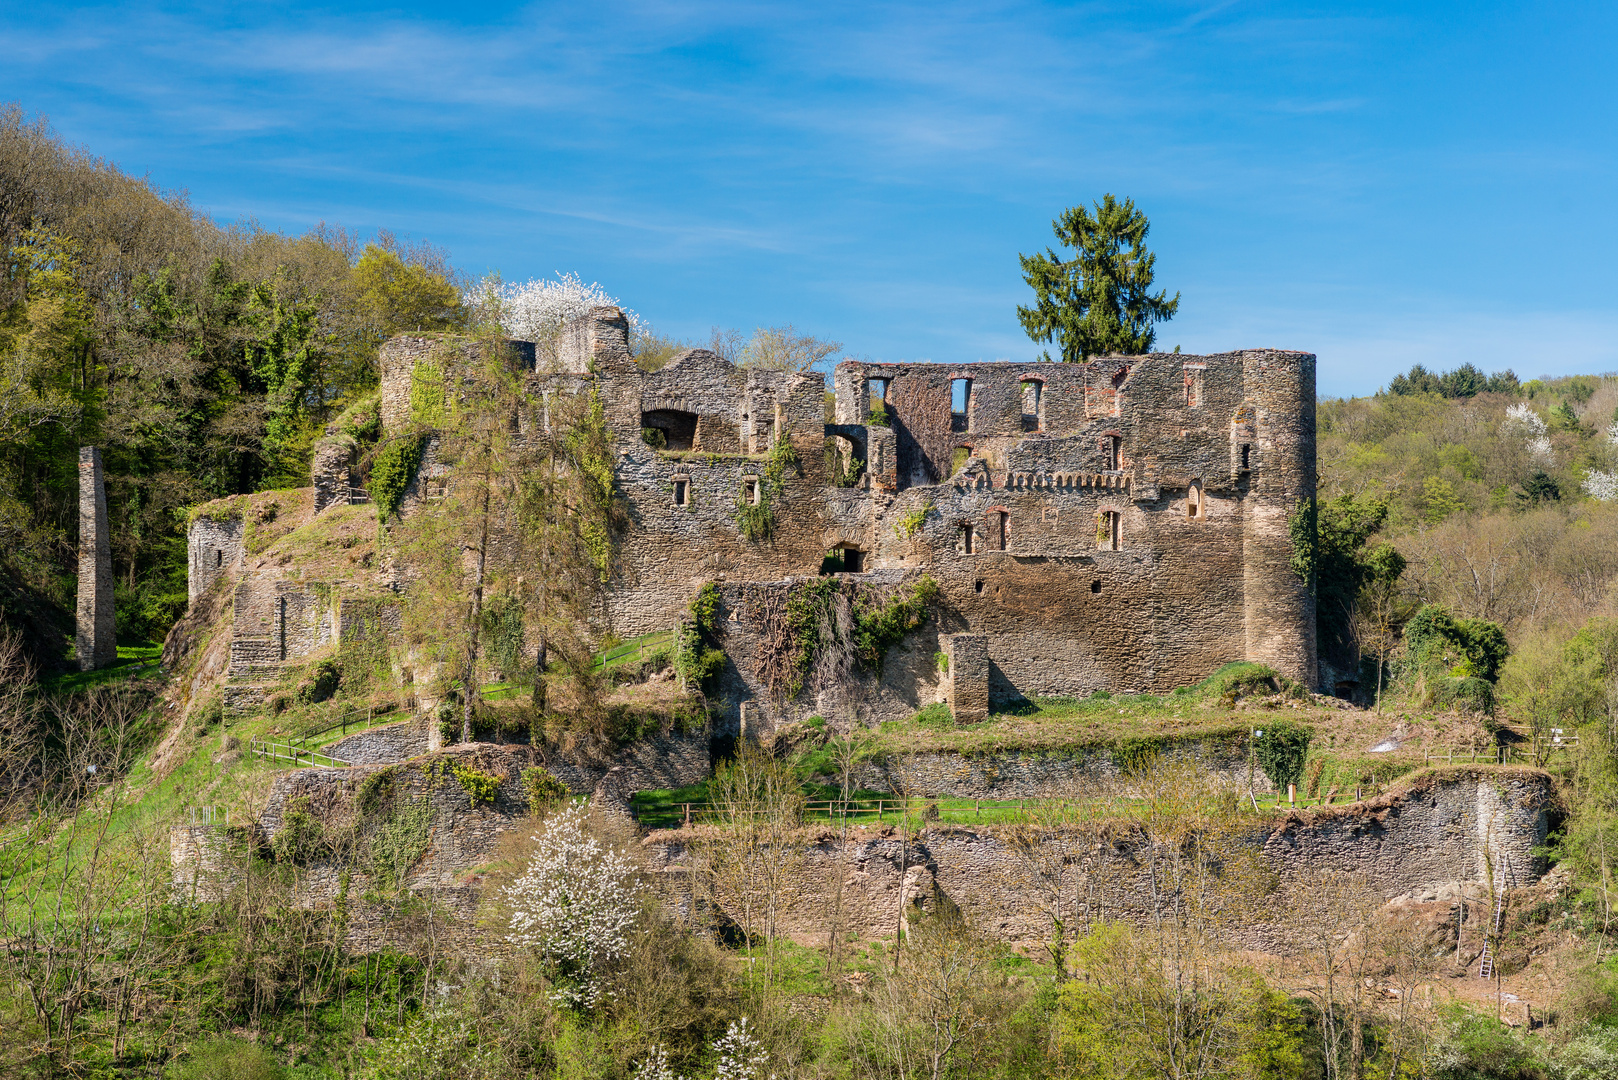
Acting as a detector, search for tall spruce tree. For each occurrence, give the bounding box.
[1018,194,1180,361]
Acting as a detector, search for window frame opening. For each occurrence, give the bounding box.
[1183,364,1205,408]
[1239,443,1252,473]
[743,477,761,505]
[949,377,972,433]
[640,409,698,451]
[960,522,977,555]
[1020,378,1043,432]
[1104,435,1121,471]
[1187,481,1203,521]
[673,478,689,506]
[988,510,1008,550]
[215,549,224,568]
[1098,510,1122,551]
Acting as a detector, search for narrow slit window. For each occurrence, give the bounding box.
[1187,482,1203,520]
[1240,444,1252,473]
[1104,435,1121,471]
[961,523,976,554]
[215,549,223,568]
[673,479,689,506]
[1099,511,1122,551]
[1184,365,1205,408]
[744,478,760,505]
[990,511,1008,550]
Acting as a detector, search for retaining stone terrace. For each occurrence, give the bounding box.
[835,740,1252,798]
[643,769,1552,952]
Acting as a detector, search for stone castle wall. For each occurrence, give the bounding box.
[187,515,244,605]
[76,447,115,670]
[368,313,1319,731]
[644,768,1551,951]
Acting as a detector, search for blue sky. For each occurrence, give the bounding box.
[3,1,1615,397]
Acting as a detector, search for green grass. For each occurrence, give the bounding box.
[44,643,164,694]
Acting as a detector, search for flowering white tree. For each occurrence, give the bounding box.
[712,1017,771,1080]
[503,803,644,1007]
[632,1044,684,1080]
[470,272,642,349]
[1584,471,1618,501]
[1504,403,1554,462]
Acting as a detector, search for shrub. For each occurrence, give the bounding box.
[369,435,427,519]
[523,765,569,813]
[1253,720,1312,794]
[169,1036,285,1080]
[296,658,341,704]
[1405,604,1510,682]
[452,762,501,807]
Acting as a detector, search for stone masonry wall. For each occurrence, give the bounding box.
[376,312,1319,730]
[187,515,244,606]
[644,768,1551,951]
[76,446,115,670]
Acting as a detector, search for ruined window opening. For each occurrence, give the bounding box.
[950,378,971,433]
[1104,435,1121,471]
[215,549,223,568]
[989,511,1008,550]
[1090,579,1102,593]
[974,579,985,594]
[1184,365,1204,408]
[951,446,971,476]
[960,523,976,554]
[842,548,864,573]
[640,409,697,452]
[743,478,760,505]
[1240,444,1252,473]
[1187,482,1203,520]
[1021,380,1042,432]
[673,479,689,506]
[1099,511,1121,551]
[869,378,889,410]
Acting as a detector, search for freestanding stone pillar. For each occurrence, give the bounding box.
[77,447,115,671]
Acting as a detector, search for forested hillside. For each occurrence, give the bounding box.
[0,107,465,657]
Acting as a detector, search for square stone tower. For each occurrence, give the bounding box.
[76,447,115,671]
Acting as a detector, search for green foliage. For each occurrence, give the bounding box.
[296,658,342,705]
[733,438,802,542]
[1404,604,1510,682]
[522,765,569,813]
[1253,720,1312,793]
[1017,194,1180,361]
[270,797,328,863]
[1518,469,1562,505]
[830,453,864,487]
[168,1036,286,1080]
[367,791,433,892]
[369,435,426,519]
[851,576,939,671]
[351,243,464,335]
[451,761,501,806]
[641,425,667,449]
[1388,362,1519,398]
[482,594,527,682]
[867,405,891,427]
[894,499,933,540]
[689,582,721,634]
[337,393,382,442]
[408,359,447,427]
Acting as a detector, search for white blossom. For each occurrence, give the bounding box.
[1584,470,1618,501]
[502,803,644,1008]
[712,1017,771,1080]
[472,272,642,345]
[1606,419,1618,443]
[633,1044,685,1080]
[1504,403,1553,462]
